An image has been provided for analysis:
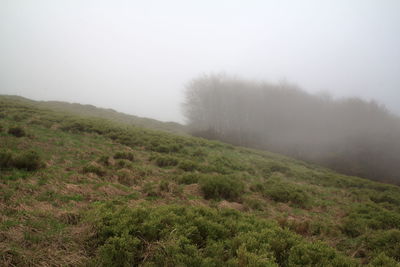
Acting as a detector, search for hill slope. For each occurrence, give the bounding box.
[1,95,399,266]
[2,95,187,135]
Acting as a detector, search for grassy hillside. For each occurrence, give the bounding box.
[2,95,187,135]
[1,95,399,266]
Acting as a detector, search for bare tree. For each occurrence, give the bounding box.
[183,74,400,184]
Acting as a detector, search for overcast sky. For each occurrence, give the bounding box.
[1,0,399,122]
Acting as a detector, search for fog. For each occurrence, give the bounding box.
[183,74,400,184]
[1,0,399,122]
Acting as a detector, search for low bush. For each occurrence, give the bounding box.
[177,173,200,185]
[131,165,152,177]
[191,148,207,158]
[365,229,400,262]
[243,197,264,211]
[153,155,179,167]
[341,204,400,237]
[82,162,106,176]
[142,182,159,197]
[0,150,13,169]
[8,126,26,137]
[370,191,400,206]
[114,151,135,161]
[148,142,182,153]
[116,169,135,186]
[200,174,245,201]
[12,151,44,171]
[115,159,133,169]
[368,253,400,267]
[158,180,170,192]
[87,204,354,267]
[268,162,291,174]
[97,155,111,166]
[206,156,245,174]
[60,119,94,133]
[178,160,198,172]
[12,114,28,122]
[262,180,310,208]
[253,160,290,177]
[288,241,356,266]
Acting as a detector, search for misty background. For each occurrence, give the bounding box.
[1,0,400,122]
[183,74,400,184]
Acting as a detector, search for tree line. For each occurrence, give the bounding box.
[183,74,400,185]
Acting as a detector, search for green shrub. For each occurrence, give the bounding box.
[177,173,200,185]
[12,151,44,171]
[0,150,13,169]
[60,119,92,133]
[243,197,264,211]
[159,180,170,192]
[191,148,207,157]
[200,174,244,201]
[154,155,179,167]
[365,229,400,261]
[131,165,152,177]
[249,182,265,192]
[88,204,354,267]
[97,155,111,166]
[288,241,356,266]
[368,253,400,267]
[253,160,290,177]
[206,156,242,174]
[370,191,400,206]
[142,182,159,197]
[116,169,134,186]
[268,163,290,174]
[82,162,106,176]
[149,142,182,153]
[114,151,135,161]
[116,159,132,169]
[341,204,400,237]
[263,181,310,208]
[12,114,28,122]
[8,126,26,137]
[178,160,198,171]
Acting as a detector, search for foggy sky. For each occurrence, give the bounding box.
[1,0,399,122]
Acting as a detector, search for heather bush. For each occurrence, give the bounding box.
[115,159,133,169]
[158,180,170,192]
[288,241,356,266]
[87,204,354,266]
[365,229,400,262]
[82,162,106,176]
[0,150,13,169]
[200,174,244,201]
[8,126,26,137]
[12,151,44,171]
[153,155,179,167]
[142,182,159,197]
[97,155,111,166]
[342,204,400,237]
[368,253,400,267]
[178,160,198,171]
[113,151,135,161]
[176,173,200,185]
[116,169,134,186]
[262,180,310,208]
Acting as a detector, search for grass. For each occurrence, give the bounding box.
[0,95,400,266]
